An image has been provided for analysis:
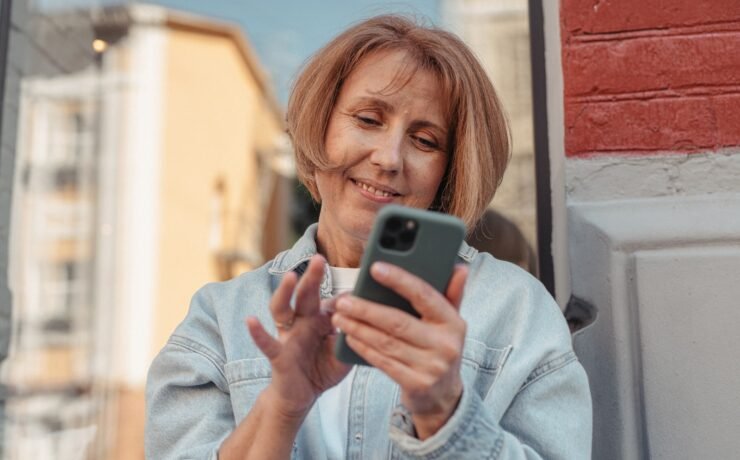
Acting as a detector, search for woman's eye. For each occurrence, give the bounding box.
[413,135,439,150]
[356,115,381,126]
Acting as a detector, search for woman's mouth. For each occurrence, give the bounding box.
[350,179,400,200]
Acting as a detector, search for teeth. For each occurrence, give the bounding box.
[356,180,393,198]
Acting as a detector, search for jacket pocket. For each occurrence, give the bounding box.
[224,357,272,422]
[460,340,512,399]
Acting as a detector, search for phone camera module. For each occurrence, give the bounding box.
[380,216,417,251]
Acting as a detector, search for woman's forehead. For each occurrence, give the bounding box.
[349,49,433,88]
[340,49,448,120]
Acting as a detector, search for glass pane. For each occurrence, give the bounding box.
[1,1,540,458]
[443,0,539,276]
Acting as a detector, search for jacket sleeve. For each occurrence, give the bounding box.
[388,351,592,459]
[145,336,234,460]
[145,281,236,460]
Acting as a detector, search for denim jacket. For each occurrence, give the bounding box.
[146,224,592,459]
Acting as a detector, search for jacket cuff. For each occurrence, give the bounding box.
[388,382,504,458]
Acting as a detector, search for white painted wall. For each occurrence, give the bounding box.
[566,148,740,202]
[113,17,166,387]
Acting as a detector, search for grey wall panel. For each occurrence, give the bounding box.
[570,194,740,459]
[635,247,740,458]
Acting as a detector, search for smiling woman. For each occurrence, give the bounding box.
[146,14,592,460]
[314,49,450,268]
[288,17,510,233]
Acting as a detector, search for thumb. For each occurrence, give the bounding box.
[446,264,468,312]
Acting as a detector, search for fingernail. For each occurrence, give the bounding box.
[332,313,344,328]
[372,262,390,277]
[337,297,352,311]
[320,301,335,314]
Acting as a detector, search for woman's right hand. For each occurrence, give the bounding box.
[246,254,351,419]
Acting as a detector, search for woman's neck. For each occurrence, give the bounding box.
[315,224,365,268]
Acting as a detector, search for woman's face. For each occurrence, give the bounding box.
[315,49,449,243]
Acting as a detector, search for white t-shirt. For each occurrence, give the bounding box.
[316,266,359,460]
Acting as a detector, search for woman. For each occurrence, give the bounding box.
[146,15,592,459]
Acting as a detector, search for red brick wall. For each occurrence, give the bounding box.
[561,0,740,157]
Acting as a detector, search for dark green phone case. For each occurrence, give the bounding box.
[334,205,466,366]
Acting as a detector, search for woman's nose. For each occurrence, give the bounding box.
[369,131,404,173]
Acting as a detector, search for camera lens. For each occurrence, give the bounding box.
[386,217,402,233]
[399,230,415,245]
[380,235,396,249]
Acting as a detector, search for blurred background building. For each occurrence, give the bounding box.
[443,0,537,272]
[1,2,290,458]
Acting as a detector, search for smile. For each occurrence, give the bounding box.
[350,179,400,198]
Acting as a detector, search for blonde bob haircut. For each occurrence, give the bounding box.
[287,14,511,231]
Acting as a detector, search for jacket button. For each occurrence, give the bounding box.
[354,433,362,442]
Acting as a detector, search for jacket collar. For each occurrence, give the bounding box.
[269,223,322,275]
[269,222,478,277]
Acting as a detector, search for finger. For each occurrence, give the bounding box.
[345,334,427,391]
[332,312,428,366]
[370,262,455,322]
[270,271,298,328]
[293,255,326,317]
[320,292,350,315]
[445,265,468,312]
[246,317,281,360]
[335,296,434,349]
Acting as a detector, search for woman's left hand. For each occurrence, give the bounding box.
[332,262,468,440]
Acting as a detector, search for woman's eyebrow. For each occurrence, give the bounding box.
[352,96,395,113]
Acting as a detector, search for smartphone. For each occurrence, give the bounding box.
[334,204,466,366]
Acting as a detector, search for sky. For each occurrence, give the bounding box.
[35,0,441,103]
[146,0,442,105]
